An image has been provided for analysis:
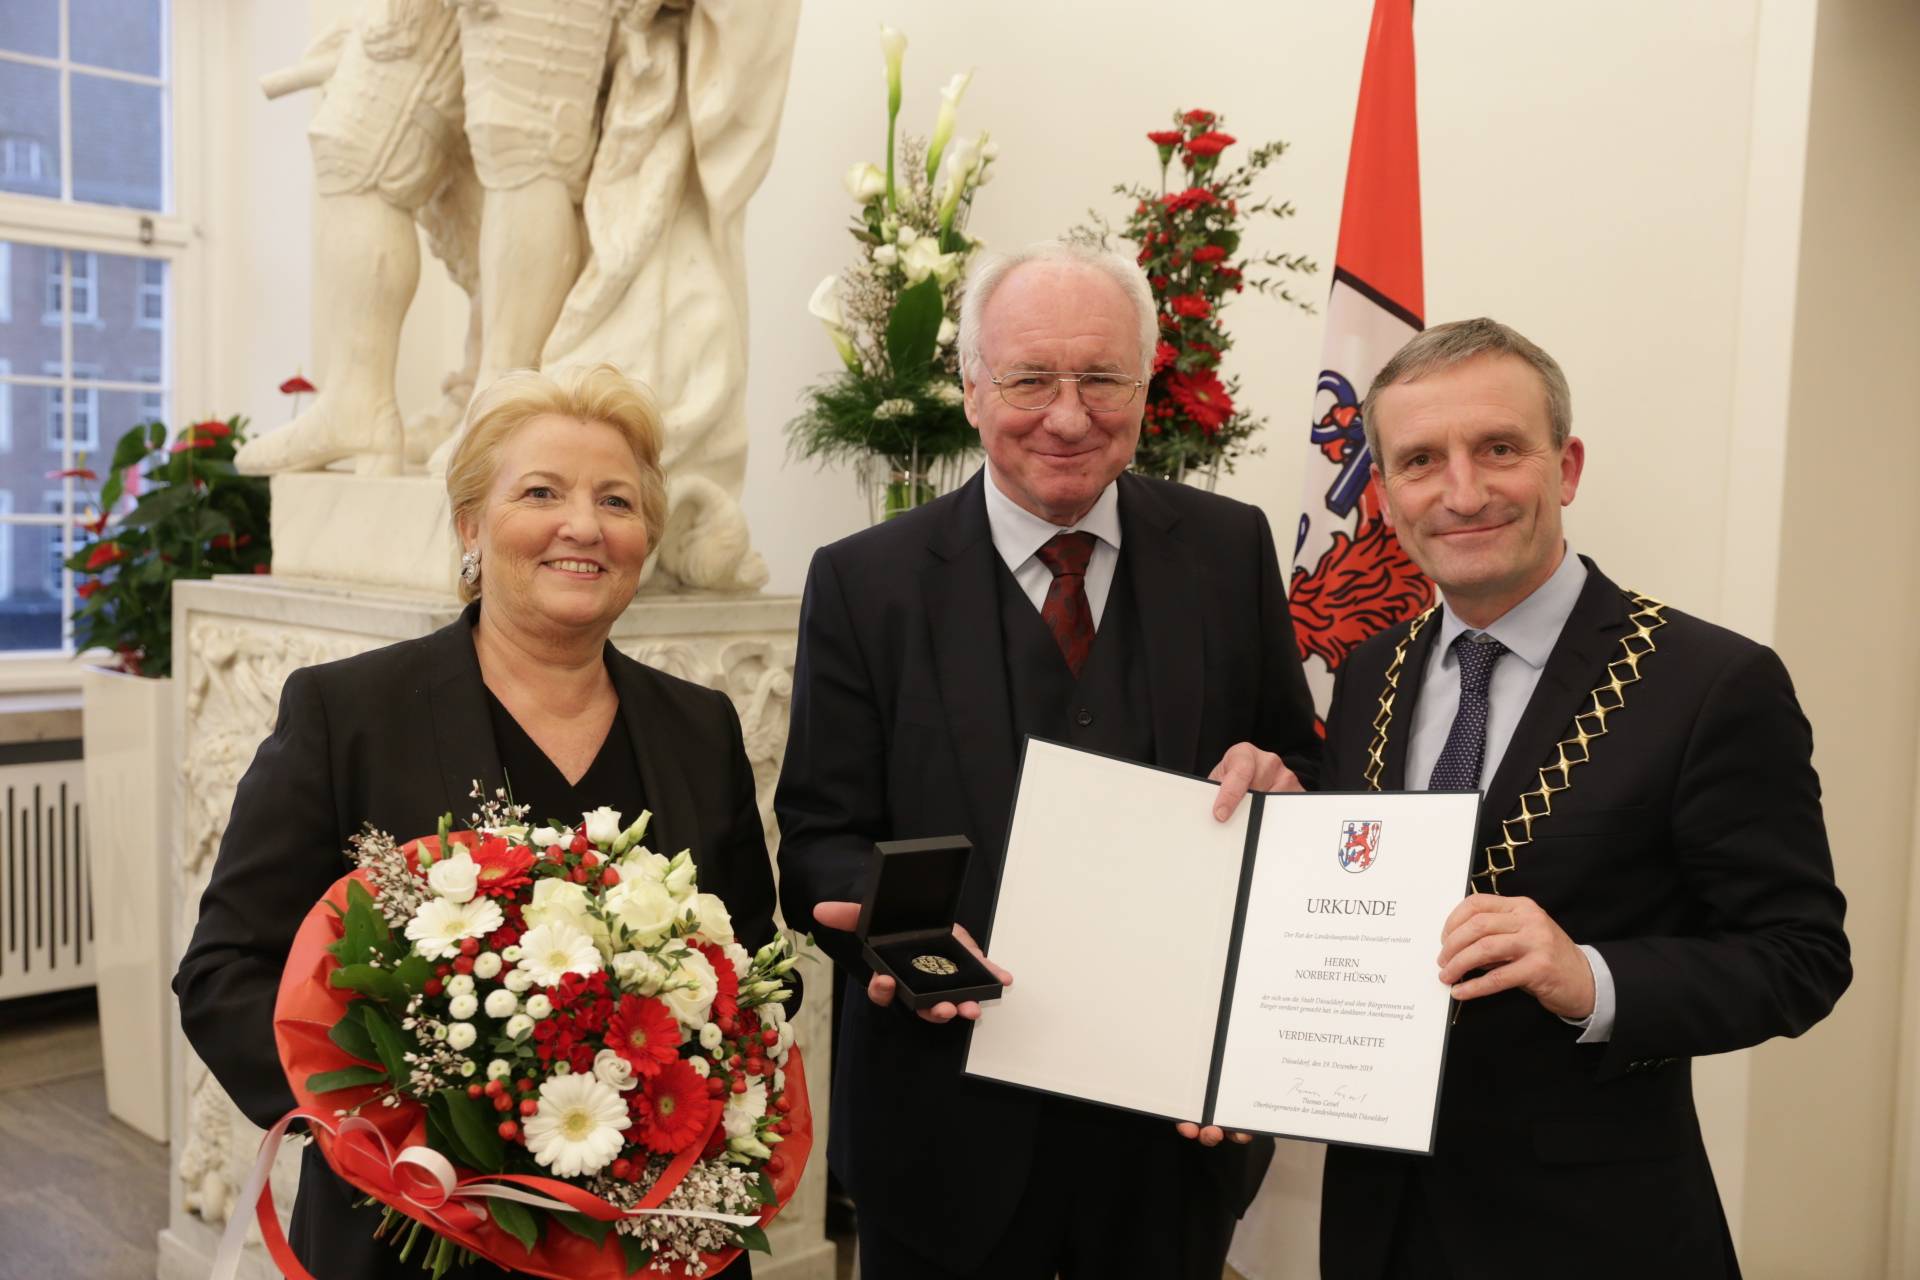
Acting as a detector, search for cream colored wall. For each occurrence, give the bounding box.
[193,0,1911,1271]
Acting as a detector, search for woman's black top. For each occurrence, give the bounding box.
[483,677,647,826]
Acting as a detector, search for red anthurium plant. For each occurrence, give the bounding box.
[1078,108,1319,482]
[64,416,271,676]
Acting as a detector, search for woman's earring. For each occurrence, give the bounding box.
[460,548,481,588]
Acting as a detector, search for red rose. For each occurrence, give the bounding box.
[1191,245,1228,264]
[85,542,125,570]
[1185,130,1236,159]
[1166,369,1234,433]
[1147,129,1184,147]
[1182,109,1217,126]
[1169,294,1212,320]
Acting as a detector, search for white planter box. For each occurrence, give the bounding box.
[83,663,174,1142]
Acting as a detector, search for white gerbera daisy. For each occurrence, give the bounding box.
[523,1074,630,1178]
[404,896,504,961]
[517,921,604,986]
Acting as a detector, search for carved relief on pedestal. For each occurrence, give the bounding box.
[175,617,380,1229]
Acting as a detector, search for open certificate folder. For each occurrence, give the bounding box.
[964,738,1481,1154]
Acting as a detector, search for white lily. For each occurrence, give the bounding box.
[925,70,973,181]
[808,275,859,370]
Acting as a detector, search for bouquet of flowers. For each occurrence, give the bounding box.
[788,25,997,520]
[1077,108,1318,483]
[244,790,810,1280]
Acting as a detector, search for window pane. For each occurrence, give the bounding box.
[72,0,165,79]
[0,60,62,201]
[1,240,60,352]
[91,386,154,455]
[0,522,67,651]
[0,3,59,60]
[71,72,163,211]
[71,251,165,381]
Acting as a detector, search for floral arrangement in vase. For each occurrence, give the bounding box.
[1077,109,1318,484]
[789,25,996,521]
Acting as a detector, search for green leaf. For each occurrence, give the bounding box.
[361,1003,415,1081]
[552,1212,611,1246]
[328,963,405,1004]
[328,1006,380,1063]
[119,484,197,531]
[748,1172,777,1206]
[99,470,125,510]
[109,424,153,471]
[733,1224,771,1254]
[305,1064,388,1093]
[619,1237,655,1273]
[487,1197,539,1255]
[392,953,433,994]
[426,1093,485,1171]
[885,277,944,375]
[441,1087,506,1172]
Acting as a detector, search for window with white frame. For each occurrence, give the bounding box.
[0,0,182,654]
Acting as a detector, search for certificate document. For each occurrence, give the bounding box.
[964,738,1480,1154]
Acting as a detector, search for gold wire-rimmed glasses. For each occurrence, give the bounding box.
[989,370,1143,413]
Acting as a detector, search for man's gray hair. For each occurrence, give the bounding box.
[1362,318,1573,470]
[957,240,1158,383]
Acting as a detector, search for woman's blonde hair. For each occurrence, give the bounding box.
[445,364,669,602]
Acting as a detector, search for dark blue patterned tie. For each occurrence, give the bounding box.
[1426,634,1508,791]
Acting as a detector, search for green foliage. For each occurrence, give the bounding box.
[439,1087,507,1173]
[64,415,270,677]
[305,1064,390,1094]
[619,1237,656,1273]
[552,1212,613,1246]
[486,1196,539,1255]
[734,1224,772,1254]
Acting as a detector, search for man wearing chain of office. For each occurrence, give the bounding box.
[1206,318,1850,1278]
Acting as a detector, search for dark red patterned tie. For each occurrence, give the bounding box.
[1034,532,1098,677]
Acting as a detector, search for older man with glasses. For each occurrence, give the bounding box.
[776,240,1322,1279]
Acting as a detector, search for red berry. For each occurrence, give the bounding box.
[761,1028,779,1047]
[731,1077,748,1095]
[582,851,600,867]
[611,1159,632,1180]
[458,938,480,957]
[435,964,452,977]
[484,1079,504,1096]
[569,867,589,885]
[467,1083,484,1099]
[518,1098,538,1117]
[516,1078,535,1093]
[601,867,620,887]
[424,979,444,997]
[493,1093,513,1113]
[497,1121,519,1141]
[773,1095,793,1114]
[569,833,590,854]
[452,955,474,975]
[775,1119,792,1135]
[768,1155,786,1175]
[706,1077,726,1097]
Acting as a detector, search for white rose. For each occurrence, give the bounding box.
[605,879,680,946]
[843,161,886,202]
[486,1058,512,1081]
[691,893,735,944]
[689,1056,711,1079]
[427,850,479,904]
[446,1022,476,1051]
[616,849,670,886]
[582,806,624,846]
[530,826,568,849]
[593,1048,638,1092]
[484,989,519,1019]
[610,948,671,996]
[504,968,534,994]
[937,317,958,347]
[526,994,554,1020]
[723,1080,768,1140]
[723,942,751,981]
[447,993,478,1020]
[698,1022,723,1051]
[445,974,475,998]
[896,225,916,246]
[523,879,606,951]
[472,952,502,980]
[662,951,719,1029]
[872,244,899,267]
[505,1013,534,1039]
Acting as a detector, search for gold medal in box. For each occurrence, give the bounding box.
[854,836,1004,1012]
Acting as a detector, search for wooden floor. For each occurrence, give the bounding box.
[0,990,169,1280]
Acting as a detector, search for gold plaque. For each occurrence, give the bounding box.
[911,954,959,977]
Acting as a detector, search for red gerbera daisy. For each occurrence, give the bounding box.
[638,1060,713,1154]
[607,995,681,1079]
[470,837,535,898]
[1165,370,1235,434]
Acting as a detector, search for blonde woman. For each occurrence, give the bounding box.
[177,365,774,1279]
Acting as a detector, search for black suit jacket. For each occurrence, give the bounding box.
[173,603,777,1280]
[1317,560,1850,1280]
[774,470,1320,1270]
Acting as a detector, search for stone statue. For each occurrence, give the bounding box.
[249,0,797,591]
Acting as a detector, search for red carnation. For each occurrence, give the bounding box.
[1163,187,1217,214]
[1181,109,1217,126]
[1185,130,1236,159]
[638,1060,714,1154]
[1165,370,1235,433]
[278,374,316,395]
[1153,341,1179,374]
[85,542,125,571]
[697,942,740,1022]
[1147,129,1184,147]
[1169,294,1212,320]
[470,837,535,899]
[1191,245,1228,264]
[607,995,680,1079]
[47,467,97,481]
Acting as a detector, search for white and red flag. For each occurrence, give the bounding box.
[1288,0,1434,718]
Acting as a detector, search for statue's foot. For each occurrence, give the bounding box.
[235,394,404,477]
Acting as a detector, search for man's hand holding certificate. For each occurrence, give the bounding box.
[964,738,1479,1154]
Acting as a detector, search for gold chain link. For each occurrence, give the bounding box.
[1361,604,1439,791]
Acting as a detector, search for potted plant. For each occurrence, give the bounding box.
[788,25,996,521]
[63,414,270,1140]
[1077,109,1319,485]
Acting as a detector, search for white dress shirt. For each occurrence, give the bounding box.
[980,465,1123,624]
[1407,546,1617,1043]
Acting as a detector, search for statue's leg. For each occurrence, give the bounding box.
[235,192,416,476]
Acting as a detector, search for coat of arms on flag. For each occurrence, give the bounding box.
[1289,0,1434,719]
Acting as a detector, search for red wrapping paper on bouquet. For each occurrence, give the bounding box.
[271,867,813,1279]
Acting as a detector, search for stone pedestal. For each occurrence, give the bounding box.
[160,575,834,1279]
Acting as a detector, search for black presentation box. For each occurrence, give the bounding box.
[855,836,1004,1013]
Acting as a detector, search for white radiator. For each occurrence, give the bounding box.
[0,760,91,1002]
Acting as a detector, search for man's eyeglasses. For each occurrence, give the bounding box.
[989,370,1143,413]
